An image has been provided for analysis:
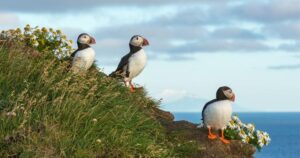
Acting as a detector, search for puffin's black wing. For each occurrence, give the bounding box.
[66,50,79,69]
[116,54,130,71]
[201,99,218,122]
[109,53,132,77]
[70,50,79,58]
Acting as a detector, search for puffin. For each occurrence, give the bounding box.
[109,35,149,92]
[70,33,96,73]
[201,86,235,144]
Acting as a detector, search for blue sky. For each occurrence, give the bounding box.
[1,0,299,112]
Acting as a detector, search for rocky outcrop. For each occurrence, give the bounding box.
[154,108,256,158]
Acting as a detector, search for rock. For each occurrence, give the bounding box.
[152,107,174,125]
[153,107,256,158]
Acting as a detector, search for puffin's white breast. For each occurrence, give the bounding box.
[72,48,95,70]
[128,49,147,79]
[203,100,233,130]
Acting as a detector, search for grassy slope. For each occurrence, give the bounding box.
[0,42,256,158]
[0,42,177,157]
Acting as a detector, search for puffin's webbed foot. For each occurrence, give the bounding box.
[220,129,230,144]
[129,81,135,93]
[208,133,217,140]
[130,86,135,92]
[220,137,230,144]
[208,127,217,140]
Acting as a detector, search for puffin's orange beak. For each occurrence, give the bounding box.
[142,38,149,46]
[89,37,96,44]
[231,94,236,102]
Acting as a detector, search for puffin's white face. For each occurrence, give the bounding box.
[130,35,149,47]
[223,89,235,102]
[78,34,96,45]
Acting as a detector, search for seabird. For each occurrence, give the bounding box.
[70,33,96,73]
[202,86,235,144]
[109,35,149,92]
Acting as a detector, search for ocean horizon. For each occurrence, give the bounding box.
[173,112,300,158]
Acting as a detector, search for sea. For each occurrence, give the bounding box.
[173,112,300,158]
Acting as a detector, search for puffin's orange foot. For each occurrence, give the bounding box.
[208,133,217,140]
[130,87,136,93]
[220,137,230,144]
[129,82,136,93]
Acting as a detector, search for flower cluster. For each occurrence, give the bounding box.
[0,24,73,58]
[224,115,271,150]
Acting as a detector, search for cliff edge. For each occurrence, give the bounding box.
[0,41,255,158]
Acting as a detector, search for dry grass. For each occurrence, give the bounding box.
[0,41,177,157]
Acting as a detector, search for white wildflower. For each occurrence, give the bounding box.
[41,27,48,33]
[235,125,241,131]
[66,40,73,46]
[56,29,62,35]
[225,115,270,149]
[258,142,264,148]
[228,124,235,129]
[96,139,102,143]
[239,131,247,139]
[232,115,238,121]
[248,133,254,139]
[32,41,39,47]
[247,123,255,133]
[262,132,269,137]
[24,24,31,31]
[6,112,16,117]
[242,136,250,143]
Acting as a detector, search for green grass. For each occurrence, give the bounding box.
[0,42,177,157]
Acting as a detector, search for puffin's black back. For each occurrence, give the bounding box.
[109,44,142,77]
[201,86,232,122]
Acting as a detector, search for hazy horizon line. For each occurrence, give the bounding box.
[171,111,300,113]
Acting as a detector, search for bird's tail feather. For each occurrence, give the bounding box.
[196,118,205,128]
[109,71,116,77]
[109,71,123,79]
[197,123,204,128]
